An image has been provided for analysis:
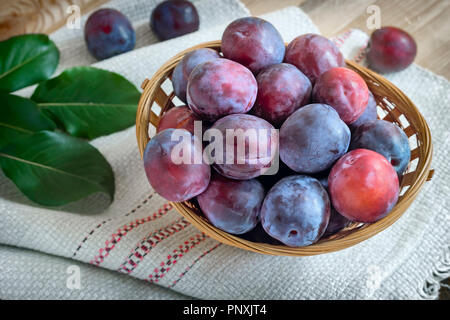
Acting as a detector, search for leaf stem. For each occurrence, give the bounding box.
[0,48,53,80]
[37,102,136,108]
[0,122,34,134]
[0,152,102,187]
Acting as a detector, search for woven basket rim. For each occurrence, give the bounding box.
[136,40,433,256]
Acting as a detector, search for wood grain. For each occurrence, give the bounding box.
[242,0,450,79]
[0,0,108,41]
[1,0,448,78]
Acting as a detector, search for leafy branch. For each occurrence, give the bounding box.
[0,34,140,207]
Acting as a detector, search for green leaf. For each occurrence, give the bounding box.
[0,92,56,148]
[0,131,115,206]
[31,66,140,140]
[0,34,59,92]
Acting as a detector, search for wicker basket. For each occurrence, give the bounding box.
[136,40,434,256]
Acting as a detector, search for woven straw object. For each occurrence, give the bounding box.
[136,40,434,256]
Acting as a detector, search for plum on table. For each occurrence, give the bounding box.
[151,0,199,40]
[84,8,135,60]
[367,26,417,73]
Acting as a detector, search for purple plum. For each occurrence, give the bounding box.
[187,59,257,121]
[208,114,278,180]
[284,33,345,84]
[350,119,411,176]
[221,17,285,74]
[143,129,210,202]
[84,8,135,60]
[253,63,312,126]
[172,48,221,103]
[197,173,265,234]
[150,0,199,40]
[279,104,350,174]
[260,175,330,247]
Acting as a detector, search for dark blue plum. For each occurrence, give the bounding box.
[280,104,351,174]
[151,0,199,40]
[260,175,330,247]
[197,173,265,234]
[84,8,135,60]
[349,91,378,132]
[221,17,285,74]
[350,119,410,176]
[172,48,221,103]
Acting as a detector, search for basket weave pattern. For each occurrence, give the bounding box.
[136,40,433,256]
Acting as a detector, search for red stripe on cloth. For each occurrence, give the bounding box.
[168,242,222,288]
[146,233,209,283]
[90,202,172,266]
[118,217,191,274]
[72,193,155,257]
[332,29,353,49]
[354,42,368,63]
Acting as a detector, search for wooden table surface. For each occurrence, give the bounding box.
[0,0,449,79]
[0,0,448,299]
[243,0,450,80]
